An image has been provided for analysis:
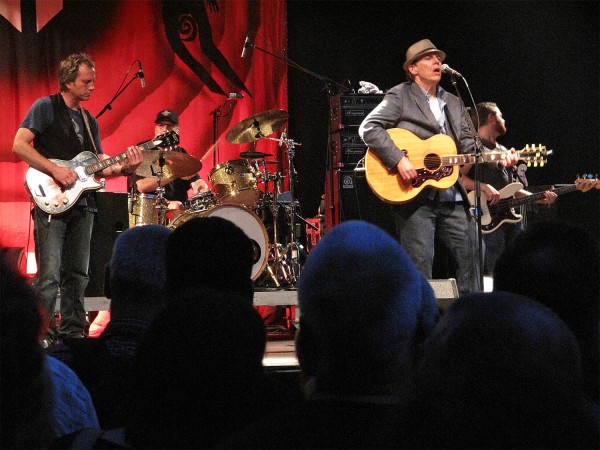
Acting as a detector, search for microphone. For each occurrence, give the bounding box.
[279,128,287,148]
[241,34,251,58]
[137,61,145,88]
[228,93,244,99]
[441,64,462,78]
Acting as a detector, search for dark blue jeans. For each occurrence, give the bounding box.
[33,206,94,339]
[393,201,481,296]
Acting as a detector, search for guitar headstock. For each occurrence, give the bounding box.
[575,174,600,192]
[519,144,553,167]
[153,130,180,149]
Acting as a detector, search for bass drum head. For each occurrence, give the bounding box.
[169,205,268,280]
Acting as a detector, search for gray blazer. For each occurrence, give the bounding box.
[359,81,474,202]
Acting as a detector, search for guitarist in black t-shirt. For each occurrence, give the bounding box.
[13,53,143,344]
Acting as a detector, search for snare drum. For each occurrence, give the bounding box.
[209,159,261,209]
[169,204,268,280]
[128,193,158,227]
[185,191,217,212]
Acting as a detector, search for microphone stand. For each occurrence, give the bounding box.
[211,99,235,168]
[245,40,348,92]
[448,73,485,292]
[96,61,144,119]
[245,36,350,234]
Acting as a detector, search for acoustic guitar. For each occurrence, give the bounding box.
[364,128,550,204]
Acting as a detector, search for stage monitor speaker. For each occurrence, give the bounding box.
[85,192,129,297]
[429,278,459,310]
[338,170,395,236]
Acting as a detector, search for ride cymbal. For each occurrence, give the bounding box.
[134,150,202,178]
[226,109,289,144]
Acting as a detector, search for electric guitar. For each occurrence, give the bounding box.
[467,177,599,234]
[25,131,179,215]
[364,128,551,204]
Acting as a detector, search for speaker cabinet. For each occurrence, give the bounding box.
[85,192,129,297]
[337,170,395,236]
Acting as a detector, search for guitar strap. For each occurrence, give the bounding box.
[80,106,98,155]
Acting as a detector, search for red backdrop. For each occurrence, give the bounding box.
[0,0,287,250]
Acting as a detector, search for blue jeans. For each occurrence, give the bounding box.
[33,206,94,339]
[393,201,481,296]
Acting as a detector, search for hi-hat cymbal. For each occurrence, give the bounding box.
[134,150,202,178]
[226,109,289,144]
[239,151,273,159]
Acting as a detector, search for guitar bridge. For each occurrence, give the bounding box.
[412,166,454,187]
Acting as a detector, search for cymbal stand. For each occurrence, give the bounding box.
[154,152,170,226]
[281,135,303,285]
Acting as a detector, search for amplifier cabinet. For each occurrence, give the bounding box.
[326,93,386,229]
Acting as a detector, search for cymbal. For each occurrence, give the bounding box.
[239,151,273,159]
[226,109,289,144]
[134,150,202,178]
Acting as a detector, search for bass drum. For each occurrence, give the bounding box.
[169,205,268,280]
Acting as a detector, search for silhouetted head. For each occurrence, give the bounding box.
[165,216,254,303]
[125,288,267,448]
[0,254,54,448]
[106,225,171,320]
[407,291,594,448]
[494,220,599,402]
[296,220,438,397]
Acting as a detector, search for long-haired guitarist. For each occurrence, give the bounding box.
[359,39,519,296]
[459,102,556,274]
[12,53,143,346]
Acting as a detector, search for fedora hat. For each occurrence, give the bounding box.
[403,39,446,71]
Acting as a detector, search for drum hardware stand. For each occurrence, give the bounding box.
[261,170,294,287]
[153,152,170,226]
[280,134,303,285]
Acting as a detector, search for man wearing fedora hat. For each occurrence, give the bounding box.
[359,38,482,295]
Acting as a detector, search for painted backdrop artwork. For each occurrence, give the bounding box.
[0,0,287,247]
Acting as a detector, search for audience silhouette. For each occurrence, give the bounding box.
[405,291,599,449]
[493,220,599,404]
[2,253,99,445]
[220,220,439,448]
[123,217,300,448]
[46,224,171,429]
[6,215,596,449]
[1,253,55,448]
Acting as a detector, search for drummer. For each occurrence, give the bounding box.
[131,109,209,214]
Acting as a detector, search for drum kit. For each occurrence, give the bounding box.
[128,109,304,288]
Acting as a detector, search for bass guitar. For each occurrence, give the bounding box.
[25,131,179,215]
[364,128,551,204]
[467,177,599,234]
